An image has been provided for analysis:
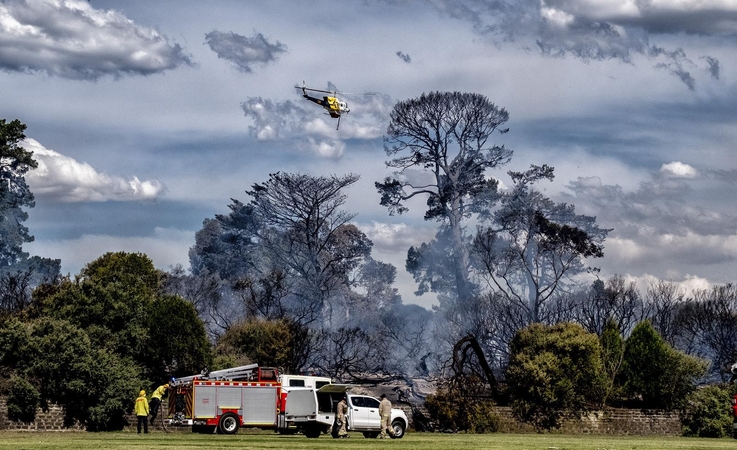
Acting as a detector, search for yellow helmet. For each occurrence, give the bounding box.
[164,383,169,389]
[139,390,146,396]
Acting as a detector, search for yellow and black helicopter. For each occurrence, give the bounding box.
[296,82,351,130]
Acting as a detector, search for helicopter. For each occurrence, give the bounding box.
[296,82,351,130]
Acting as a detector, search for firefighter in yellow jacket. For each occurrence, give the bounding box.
[134,390,149,434]
[149,383,169,421]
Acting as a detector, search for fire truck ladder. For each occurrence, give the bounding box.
[171,364,260,386]
[207,364,260,381]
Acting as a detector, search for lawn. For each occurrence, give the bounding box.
[0,431,735,450]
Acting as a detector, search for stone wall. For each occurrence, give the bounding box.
[0,398,83,431]
[489,407,681,436]
[0,397,176,432]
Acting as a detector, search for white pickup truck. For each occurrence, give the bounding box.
[280,385,408,439]
[334,393,408,439]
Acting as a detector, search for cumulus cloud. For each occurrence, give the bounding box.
[426,0,734,89]
[240,88,392,158]
[660,161,697,178]
[204,30,287,73]
[0,0,192,80]
[619,273,712,299]
[357,220,440,308]
[23,138,165,202]
[241,97,307,140]
[566,172,737,237]
[301,137,346,159]
[359,221,435,253]
[563,165,737,283]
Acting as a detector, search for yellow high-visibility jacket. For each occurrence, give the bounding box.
[134,395,149,416]
[151,385,168,400]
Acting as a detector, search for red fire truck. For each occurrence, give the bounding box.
[166,364,338,437]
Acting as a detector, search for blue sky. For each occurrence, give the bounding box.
[3,0,737,308]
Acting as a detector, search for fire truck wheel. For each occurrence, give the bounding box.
[218,413,240,435]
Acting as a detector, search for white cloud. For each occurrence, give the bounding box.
[541,4,575,28]
[357,220,439,308]
[0,0,191,80]
[540,0,737,31]
[241,92,391,159]
[301,137,346,159]
[660,161,698,178]
[678,274,714,293]
[360,220,436,253]
[24,138,165,202]
[618,272,713,299]
[429,0,733,89]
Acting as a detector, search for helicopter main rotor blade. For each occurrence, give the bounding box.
[295,86,336,95]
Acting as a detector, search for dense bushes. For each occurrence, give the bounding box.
[680,384,734,438]
[621,321,707,410]
[214,317,309,373]
[506,323,606,430]
[6,375,39,423]
[426,320,714,433]
[0,317,142,429]
[0,252,212,430]
[29,252,212,381]
[424,374,499,433]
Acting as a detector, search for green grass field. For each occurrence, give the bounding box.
[0,431,735,450]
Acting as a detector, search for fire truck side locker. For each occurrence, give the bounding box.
[192,381,278,434]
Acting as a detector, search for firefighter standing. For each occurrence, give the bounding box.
[149,383,169,421]
[135,390,149,434]
[336,397,349,438]
[379,394,394,439]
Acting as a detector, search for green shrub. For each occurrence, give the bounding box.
[622,321,707,410]
[424,375,499,433]
[599,318,625,405]
[215,318,308,373]
[7,375,39,423]
[424,390,461,431]
[506,322,606,430]
[467,401,500,433]
[681,384,733,438]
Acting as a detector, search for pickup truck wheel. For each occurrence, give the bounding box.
[390,420,406,439]
[303,424,322,438]
[363,431,379,438]
[218,413,240,435]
